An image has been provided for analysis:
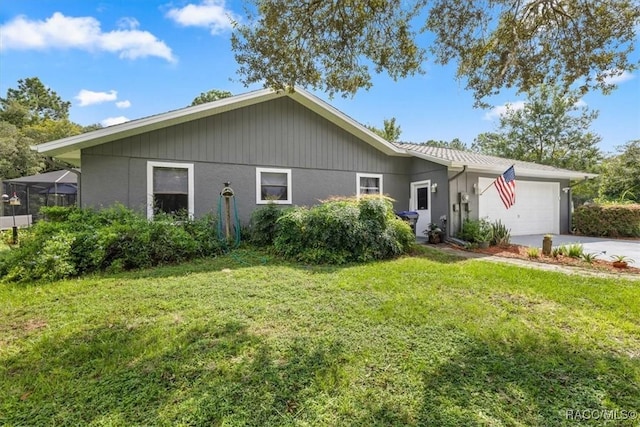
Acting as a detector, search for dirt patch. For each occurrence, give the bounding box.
[22,318,48,331]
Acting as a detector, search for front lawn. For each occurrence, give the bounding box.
[1,247,639,426]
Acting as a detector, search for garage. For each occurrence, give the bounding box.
[478,178,560,236]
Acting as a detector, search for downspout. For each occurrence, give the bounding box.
[447,165,468,237]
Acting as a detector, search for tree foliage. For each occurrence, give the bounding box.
[0,77,83,178]
[232,0,639,103]
[598,140,640,203]
[0,77,70,125]
[190,89,233,106]
[423,138,468,151]
[471,85,601,171]
[366,117,402,142]
[232,0,423,97]
[0,122,43,179]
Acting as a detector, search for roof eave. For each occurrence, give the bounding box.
[459,164,598,180]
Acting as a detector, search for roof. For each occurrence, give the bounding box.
[395,143,598,180]
[33,87,594,181]
[34,87,406,165]
[5,169,78,184]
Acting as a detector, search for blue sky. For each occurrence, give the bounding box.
[1,0,638,154]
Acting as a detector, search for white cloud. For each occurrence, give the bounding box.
[76,89,118,106]
[483,101,526,120]
[101,116,130,127]
[116,17,140,30]
[574,98,587,108]
[116,100,131,108]
[0,12,176,62]
[603,70,634,85]
[166,0,237,35]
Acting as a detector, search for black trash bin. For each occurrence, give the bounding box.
[396,210,419,234]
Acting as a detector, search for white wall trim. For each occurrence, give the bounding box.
[356,173,383,197]
[146,161,194,219]
[256,167,292,204]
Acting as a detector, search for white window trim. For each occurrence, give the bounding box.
[356,173,383,197]
[147,161,195,219]
[256,167,292,204]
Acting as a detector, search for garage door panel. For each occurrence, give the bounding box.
[478,178,559,236]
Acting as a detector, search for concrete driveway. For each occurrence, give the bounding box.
[510,234,640,268]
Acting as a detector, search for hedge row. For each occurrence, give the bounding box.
[250,196,415,264]
[0,205,224,282]
[573,203,640,237]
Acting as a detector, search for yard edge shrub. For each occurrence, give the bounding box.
[573,203,640,237]
[0,205,225,283]
[458,218,493,244]
[249,203,287,246]
[273,196,414,264]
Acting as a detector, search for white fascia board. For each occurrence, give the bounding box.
[34,89,283,158]
[452,164,598,180]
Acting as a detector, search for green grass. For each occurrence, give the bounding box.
[1,247,639,426]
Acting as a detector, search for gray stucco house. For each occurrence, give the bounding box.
[35,88,595,238]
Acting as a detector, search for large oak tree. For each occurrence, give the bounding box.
[232,0,639,104]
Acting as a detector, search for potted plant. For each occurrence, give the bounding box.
[611,255,634,269]
[424,223,443,244]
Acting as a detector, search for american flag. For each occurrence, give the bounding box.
[494,166,516,209]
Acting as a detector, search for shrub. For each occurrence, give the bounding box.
[459,218,493,244]
[458,219,481,242]
[526,247,540,258]
[3,230,76,282]
[573,203,640,237]
[273,196,414,264]
[0,205,225,283]
[566,244,584,258]
[183,213,223,257]
[580,252,598,264]
[490,220,511,246]
[250,203,287,246]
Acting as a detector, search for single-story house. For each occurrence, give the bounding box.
[34,88,596,238]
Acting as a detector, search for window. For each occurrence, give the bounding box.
[356,173,383,196]
[417,187,429,210]
[256,167,292,204]
[147,161,194,219]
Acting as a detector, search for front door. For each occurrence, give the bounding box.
[410,180,432,237]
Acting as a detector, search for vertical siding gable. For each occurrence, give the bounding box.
[83,97,406,174]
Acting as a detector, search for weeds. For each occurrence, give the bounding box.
[526,247,540,258]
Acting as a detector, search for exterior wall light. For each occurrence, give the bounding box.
[431,183,438,193]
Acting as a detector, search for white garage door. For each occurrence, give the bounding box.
[478,178,560,236]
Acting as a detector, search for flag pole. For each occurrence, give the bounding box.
[479,164,515,195]
[478,182,493,196]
